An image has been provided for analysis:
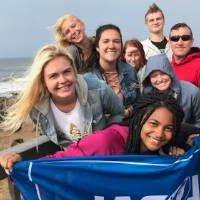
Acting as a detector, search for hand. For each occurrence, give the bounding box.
[0,153,22,172]
[186,134,200,146]
[169,146,185,157]
[124,106,133,118]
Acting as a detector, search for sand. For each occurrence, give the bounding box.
[0,118,35,200]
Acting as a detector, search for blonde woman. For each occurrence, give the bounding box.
[54,15,95,73]
[1,45,124,148]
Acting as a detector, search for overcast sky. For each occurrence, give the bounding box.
[0,0,199,58]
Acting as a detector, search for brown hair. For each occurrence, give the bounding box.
[145,3,164,21]
[123,38,147,69]
[169,23,193,39]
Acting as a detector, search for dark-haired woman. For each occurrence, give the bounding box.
[0,93,186,171]
[84,24,139,118]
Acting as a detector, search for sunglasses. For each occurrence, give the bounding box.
[169,35,192,42]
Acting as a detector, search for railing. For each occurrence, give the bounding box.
[0,136,60,200]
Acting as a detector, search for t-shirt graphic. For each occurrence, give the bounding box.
[69,123,82,141]
[50,99,85,142]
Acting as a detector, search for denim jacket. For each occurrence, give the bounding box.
[84,60,139,107]
[30,75,124,148]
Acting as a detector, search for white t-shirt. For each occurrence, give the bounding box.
[50,99,85,141]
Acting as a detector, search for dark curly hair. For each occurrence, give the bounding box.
[125,92,184,154]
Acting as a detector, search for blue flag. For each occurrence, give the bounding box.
[10,138,200,200]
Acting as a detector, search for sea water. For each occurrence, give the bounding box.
[0,57,33,97]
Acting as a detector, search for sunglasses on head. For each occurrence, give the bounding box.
[169,35,192,42]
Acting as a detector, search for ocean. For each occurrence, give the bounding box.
[0,57,33,97]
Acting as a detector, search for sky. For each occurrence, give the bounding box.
[0,0,200,58]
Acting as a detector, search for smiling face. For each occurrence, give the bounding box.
[124,45,142,69]
[145,11,164,34]
[150,70,172,92]
[169,27,193,63]
[61,17,86,44]
[96,29,122,65]
[140,107,174,153]
[43,56,77,104]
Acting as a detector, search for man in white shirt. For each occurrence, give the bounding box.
[141,3,172,60]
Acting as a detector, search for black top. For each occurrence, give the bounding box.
[151,37,168,50]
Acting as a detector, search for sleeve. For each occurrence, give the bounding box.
[129,67,140,99]
[191,89,200,128]
[66,45,83,73]
[100,83,125,124]
[45,125,128,158]
[196,69,200,88]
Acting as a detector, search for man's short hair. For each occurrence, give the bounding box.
[170,23,193,39]
[145,3,164,21]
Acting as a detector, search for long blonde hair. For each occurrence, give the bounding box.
[1,44,77,132]
[54,15,83,48]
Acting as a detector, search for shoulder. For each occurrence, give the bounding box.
[118,61,137,74]
[141,38,149,45]
[66,44,80,55]
[83,72,98,80]
[97,124,129,143]
[180,81,200,96]
[83,74,106,90]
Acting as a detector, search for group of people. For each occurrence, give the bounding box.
[0,3,200,172]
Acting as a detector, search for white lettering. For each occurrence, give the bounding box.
[141,196,167,200]
[94,196,131,200]
[188,175,200,200]
[94,175,199,200]
[114,197,131,200]
[94,196,104,200]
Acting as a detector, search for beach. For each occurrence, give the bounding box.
[0,111,35,200]
[0,56,34,199]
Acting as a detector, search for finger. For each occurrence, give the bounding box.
[169,146,175,156]
[0,155,9,169]
[6,154,21,170]
[0,153,20,170]
[176,148,184,156]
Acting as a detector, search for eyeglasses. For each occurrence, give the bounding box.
[169,35,192,42]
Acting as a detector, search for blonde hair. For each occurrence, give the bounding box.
[54,15,83,48]
[1,44,77,132]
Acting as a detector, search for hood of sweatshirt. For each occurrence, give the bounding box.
[143,54,181,94]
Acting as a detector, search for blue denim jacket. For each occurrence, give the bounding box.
[30,75,124,148]
[84,60,139,107]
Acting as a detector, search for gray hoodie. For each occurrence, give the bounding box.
[143,54,200,128]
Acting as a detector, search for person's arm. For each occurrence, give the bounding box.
[66,45,84,73]
[100,83,124,123]
[0,125,128,171]
[191,89,200,128]
[0,153,22,172]
[128,67,140,103]
[197,69,200,88]
[46,125,128,158]
[169,146,185,156]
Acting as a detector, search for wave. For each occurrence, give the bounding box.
[0,77,26,97]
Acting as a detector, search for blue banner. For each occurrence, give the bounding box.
[10,138,200,200]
